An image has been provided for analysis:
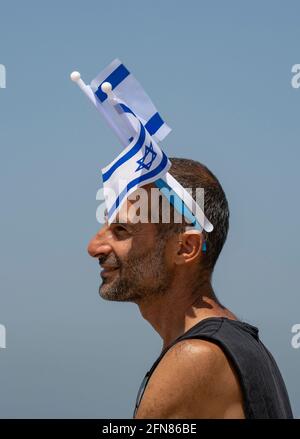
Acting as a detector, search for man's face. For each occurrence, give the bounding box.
[87,196,176,303]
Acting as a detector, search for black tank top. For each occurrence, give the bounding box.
[133,317,293,419]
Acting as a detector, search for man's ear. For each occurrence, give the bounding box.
[174,232,204,265]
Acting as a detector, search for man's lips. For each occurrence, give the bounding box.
[100,265,120,276]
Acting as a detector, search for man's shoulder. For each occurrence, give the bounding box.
[164,338,228,379]
[135,338,245,418]
[159,338,237,396]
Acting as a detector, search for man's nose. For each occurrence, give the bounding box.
[87,226,112,258]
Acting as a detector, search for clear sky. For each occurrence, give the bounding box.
[0,0,299,418]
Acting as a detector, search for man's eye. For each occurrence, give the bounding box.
[113,225,130,237]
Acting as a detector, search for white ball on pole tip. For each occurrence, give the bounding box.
[70,71,81,82]
[101,82,113,94]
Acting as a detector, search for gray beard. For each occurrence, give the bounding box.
[99,239,174,303]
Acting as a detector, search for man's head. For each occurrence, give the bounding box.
[87,158,229,304]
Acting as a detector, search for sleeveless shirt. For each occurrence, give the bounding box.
[133,317,293,418]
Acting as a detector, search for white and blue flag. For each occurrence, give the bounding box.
[90,58,171,143]
[101,101,171,223]
[71,59,214,232]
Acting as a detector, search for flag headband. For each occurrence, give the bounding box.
[70,59,213,233]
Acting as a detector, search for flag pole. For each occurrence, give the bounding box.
[100,81,138,144]
[70,72,127,145]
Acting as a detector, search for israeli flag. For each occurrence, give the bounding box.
[101,102,171,223]
[70,62,214,233]
[90,59,171,143]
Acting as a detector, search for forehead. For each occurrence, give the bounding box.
[113,184,155,225]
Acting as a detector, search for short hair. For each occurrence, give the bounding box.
[156,157,230,272]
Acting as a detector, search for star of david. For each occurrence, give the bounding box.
[135,142,157,171]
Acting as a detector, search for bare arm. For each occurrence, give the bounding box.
[134,339,245,419]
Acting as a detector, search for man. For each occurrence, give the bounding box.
[87,157,293,419]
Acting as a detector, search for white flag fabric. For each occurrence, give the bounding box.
[101,101,171,223]
[90,58,171,143]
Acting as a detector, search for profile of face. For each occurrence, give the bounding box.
[87,188,176,304]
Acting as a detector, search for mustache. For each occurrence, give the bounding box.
[98,253,121,268]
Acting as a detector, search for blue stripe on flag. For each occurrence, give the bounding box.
[119,105,164,136]
[118,103,135,115]
[95,64,130,102]
[145,112,164,136]
[107,152,169,220]
[102,122,146,182]
[154,178,201,230]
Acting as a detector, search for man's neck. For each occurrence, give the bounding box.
[137,275,236,351]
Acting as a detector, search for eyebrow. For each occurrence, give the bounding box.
[112,218,143,231]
